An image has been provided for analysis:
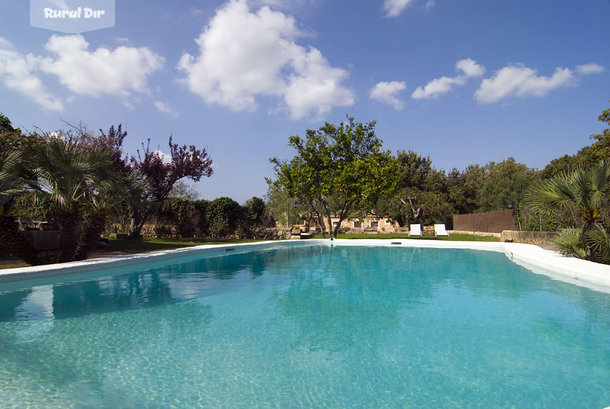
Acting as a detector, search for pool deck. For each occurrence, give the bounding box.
[1,239,609,293]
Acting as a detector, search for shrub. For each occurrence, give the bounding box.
[207,197,242,238]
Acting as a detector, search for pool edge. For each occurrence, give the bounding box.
[1,239,609,292]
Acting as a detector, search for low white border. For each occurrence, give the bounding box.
[329,239,610,293]
[1,239,609,293]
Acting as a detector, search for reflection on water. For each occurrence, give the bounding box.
[0,245,608,408]
[0,249,283,321]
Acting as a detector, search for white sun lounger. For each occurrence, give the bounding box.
[434,224,449,236]
[409,224,422,237]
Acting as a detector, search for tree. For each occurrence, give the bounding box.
[393,150,451,226]
[31,134,113,262]
[270,116,396,238]
[127,136,213,238]
[476,158,537,212]
[526,161,610,264]
[447,165,484,215]
[169,181,200,201]
[69,124,130,259]
[265,183,308,227]
[243,196,266,225]
[0,148,41,265]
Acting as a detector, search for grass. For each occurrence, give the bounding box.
[0,261,30,269]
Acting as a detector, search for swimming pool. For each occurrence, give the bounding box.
[0,242,609,408]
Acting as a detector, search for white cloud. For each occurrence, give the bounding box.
[284,47,354,119]
[456,58,486,78]
[154,150,172,164]
[0,41,63,111]
[178,0,354,120]
[383,0,434,17]
[575,63,604,75]
[412,58,485,99]
[475,64,574,103]
[370,81,406,109]
[383,0,417,17]
[154,100,178,117]
[40,34,164,97]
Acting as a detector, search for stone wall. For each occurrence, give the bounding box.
[501,230,559,244]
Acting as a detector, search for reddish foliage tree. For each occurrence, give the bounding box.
[127,136,213,238]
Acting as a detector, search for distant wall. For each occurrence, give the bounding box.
[501,230,559,244]
[453,209,515,233]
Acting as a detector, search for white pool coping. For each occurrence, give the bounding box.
[1,239,609,293]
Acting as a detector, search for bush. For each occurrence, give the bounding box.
[156,198,209,238]
[207,197,242,238]
[7,192,54,222]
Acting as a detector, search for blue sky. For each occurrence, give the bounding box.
[1,0,608,203]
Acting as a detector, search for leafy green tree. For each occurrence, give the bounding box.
[578,107,610,165]
[526,161,610,263]
[270,116,396,238]
[476,158,537,212]
[169,181,200,201]
[265,183,309,227]
[243,197,266,225]
[447,165,484,215]
[391,150,451,226]
[0,148,41,265]
[236,196,269,238]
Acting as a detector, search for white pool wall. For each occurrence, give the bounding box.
[329,239,610,293]
[1,239,609,293]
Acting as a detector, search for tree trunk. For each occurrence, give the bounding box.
[332,218,341,238]
[406,197,421,224]
[309,201,326,239]
[75,212,107,260]
[0,216,41,265]
[55,210,82,262]
[317,214,326,238]
[128,202,159,239]
[326,213,334,239]
[128,210,146,239]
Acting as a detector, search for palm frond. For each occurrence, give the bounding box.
[525,175,577,216]
[32,137,113,213]
[552,228,587,259]
[584,223,610,264]
[589,161,610,209]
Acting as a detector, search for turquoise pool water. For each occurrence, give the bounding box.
[0,244,609,408]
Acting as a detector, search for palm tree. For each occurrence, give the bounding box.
[74,171,124,260]
[526,160,610,263]
[0,149,41,265]
[33,135,112,262]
